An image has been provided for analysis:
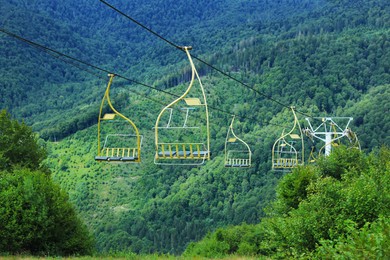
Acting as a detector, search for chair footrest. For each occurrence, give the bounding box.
[157,150,210,159]
[225,164,250,167]
[95,156,138,162]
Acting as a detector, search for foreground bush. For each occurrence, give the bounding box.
[0,110,47,172]
[316,216,390,259]
[183,147,390,259]
[0,110,94,255]
[0,168,94,255]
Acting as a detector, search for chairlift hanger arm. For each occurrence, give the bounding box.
[229,116,251,155]
[103,74,141,138]
[155,47,195,132]
[273,107,303,147]
[97,74,115,155]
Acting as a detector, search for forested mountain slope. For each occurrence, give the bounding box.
[1,0,389,255]
[1,0,326,135]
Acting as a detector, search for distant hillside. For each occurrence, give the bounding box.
[1,0,388,140]
[1,0,327,134]
[1,0,389,255]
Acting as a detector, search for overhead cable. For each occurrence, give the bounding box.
[98,0,315,120]
[0,27,288,128]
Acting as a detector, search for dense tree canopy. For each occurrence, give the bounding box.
[0,168,94,255]
[1,0,389,255]
[0,110,94,256]
[0,109,46,172]
[183,146,390,258]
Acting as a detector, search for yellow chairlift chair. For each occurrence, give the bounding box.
[272,107,304,171]
[154,46,210,165]
[95,74,142,163]
[224,116,252,167]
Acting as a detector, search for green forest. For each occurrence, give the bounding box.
[0,0,389,258]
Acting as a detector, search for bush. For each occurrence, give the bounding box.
[0,110,94,256]
[316,217,390,259]
[183,146,390,259]
[0,168,94,255]
[0,110,47,172]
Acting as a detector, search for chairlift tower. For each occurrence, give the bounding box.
[304,117,355,156]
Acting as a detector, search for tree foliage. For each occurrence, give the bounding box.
[0,110,46,172]
[184,146,390,258]
[316,216,390,259]
[0,168,94,255]
[1,0,389,255]
[0,110,94,256]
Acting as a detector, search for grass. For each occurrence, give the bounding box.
[0,254,260,260]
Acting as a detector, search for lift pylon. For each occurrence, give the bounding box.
[303,117,360,158]
[154,46,210,165]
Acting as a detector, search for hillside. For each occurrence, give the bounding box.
[1,0,390,255]
[183,147,390,258]
[1,0,327,135]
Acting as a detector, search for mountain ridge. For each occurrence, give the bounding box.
[1,0,389,254]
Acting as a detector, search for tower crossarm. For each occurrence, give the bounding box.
[304,117,354,156]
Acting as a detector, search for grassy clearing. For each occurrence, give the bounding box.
[0,255,260,260]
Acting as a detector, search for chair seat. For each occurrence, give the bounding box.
[158,150,210,158]
[95,156,137,162]
[121,157,137,161]
[225,164,250,168]
[177,151,192,157]
[95,156,109,161]
[192,151,210,156]
[107,156,121,161]
[158,151,177,156]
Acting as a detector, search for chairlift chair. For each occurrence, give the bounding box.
[272,107,304,170]
[95,74,142,163]
[154,46,210,165]
[224,116,252,167]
